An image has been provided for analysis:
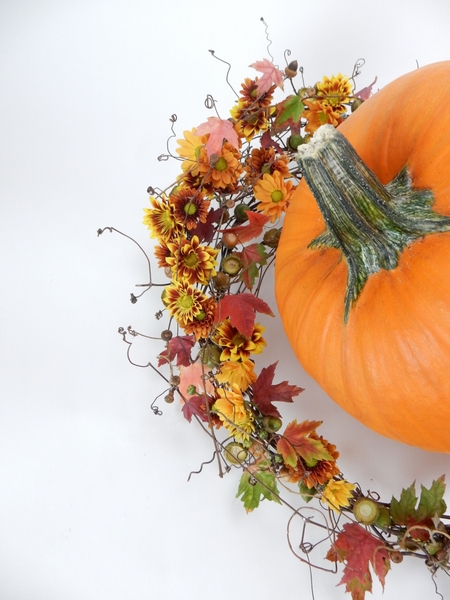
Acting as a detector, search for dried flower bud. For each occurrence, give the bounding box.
[161,329,173,341]
[222,255,242,276]
[389,551,403,564]
[170,375,180,386]
[263,228,281,248]
[164,390,175,404]
[234,203,251,222]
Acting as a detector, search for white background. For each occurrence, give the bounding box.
[2,1,450,598]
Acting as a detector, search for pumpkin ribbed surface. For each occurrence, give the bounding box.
[275,61,450,452]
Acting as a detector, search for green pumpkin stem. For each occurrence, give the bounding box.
[297,125,450,321]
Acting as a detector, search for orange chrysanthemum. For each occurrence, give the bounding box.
[196,142,243,191]
[213,384,255,444]
[182,296,217,341]
[316,73,352,112]
[244,147,291,186]
[164,280,209,327]
[143,195,182,242]
[303,99,344,135]
[212,319,266,362]
[166,235,219,285]
[170,186,210,231]
[253,170,295,222]
[215,358,257,391]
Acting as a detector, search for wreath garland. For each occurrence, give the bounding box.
[99,42,450,600]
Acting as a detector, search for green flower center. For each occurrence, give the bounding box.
[261,163,271,175]
[232,333,247,348]
[184,201,197,216]
[179,294,194,309]
[271,190,284,203]
[214,157,228,172]
[184,252,199,268]
[194,310,206,321]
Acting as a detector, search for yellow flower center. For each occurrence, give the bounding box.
[214,157,228,172]
[184,201,197,216]
[232,332,247,348]
[184,252,199,268]
[179,294,194,309]
[271,189,284,203]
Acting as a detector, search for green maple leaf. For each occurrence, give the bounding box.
[390,476,446,526]
[274,94,304,129]
[389,482,418,525]
[236,470,281,512]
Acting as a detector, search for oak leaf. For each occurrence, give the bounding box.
[250,58,284,93]
[195,117,240,158]
[221,211,270,244]
[326,522,390,600]
[214,292,273,338]
[277,419,333,468]
[157,335,195,367]
[252,361,303,417]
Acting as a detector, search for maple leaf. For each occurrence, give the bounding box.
[355,76,378,100]
[327,522,390,600]
[195,117,239,158]
[181,395,210,423]
[214,292,273,338]
[236,469,281,512]
[260,130,283,152]
[389,476,446,538]
[276,419,334,468]
[221,211,270,244]
[178,362,215,399]
[157,335,195,367]
[273,94,304,132]
[252,362,303,417]
[191,207,224,244]
[250,58,284,94]
[239,243,268,290]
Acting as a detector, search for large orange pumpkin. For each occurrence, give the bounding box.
[275,61,450,453]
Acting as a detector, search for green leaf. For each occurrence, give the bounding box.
[416,476,447,522]
[299,482,317,503]
[275,94,304,128]
[236,470,281,512]
[390,483,418,525]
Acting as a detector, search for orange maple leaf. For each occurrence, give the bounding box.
[214,293,273,338]
[250,58,284,94]
[277,419,333,467]
[221,211,270,244]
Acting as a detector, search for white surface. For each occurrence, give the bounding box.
[1,1,450,598]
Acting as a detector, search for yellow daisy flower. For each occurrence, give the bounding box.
[143,195,182,242]
[212,319,266,362]
[213,384,255,444]
[166,235,219,285]
[215,359,257,391]
[176,128,208,175]
[322,479,356,513]
[253,171,295,223]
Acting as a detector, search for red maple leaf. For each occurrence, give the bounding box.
[327,523,390,600]
[355,76,378,101]
[157,335,195,367]
[276,419,333,467]
[260,130,283,152]
[195,117,240,158]
[221,211,270,244]
[181,396,210,423]
[214,293,273,338]
[191,207,224,244]
[252,362,303,417]
[250,58,284,93]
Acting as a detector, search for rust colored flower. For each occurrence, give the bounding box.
[212,319,266,361]
[170,186,210,231]
[231,101,275,142]
[153,238,173,269]
[316,73,352,112]
[213,384,255,444]
[244,147,290,186]
[196,142,243,191]
[164,280,209,327]
[215,358,257,391]
[303,99,344,135]
[166,235,219,285]
[253,170,295,222]
[301,433,340,489]
[143,195,182,242]
[183,296,217,341]
[236,77,275,109]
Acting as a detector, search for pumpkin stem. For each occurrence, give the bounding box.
[296,125,450,320]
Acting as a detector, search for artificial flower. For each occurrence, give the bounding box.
[235,77,275,109]
[212,319,266,361]
[303,99,344,135]
[170,186,210,231]
[166,235,219,285]
[196,142,243,191]
[301,433,340,489]
[164,280,209,327]
[213,384,255,444]
[182,296,217,341]
[176,128,208,175]
[244,147,290,186]
[153,238,173,269]
[253,170,295,222]
[316,73,352,111]
[322,479,356,513]
[143,194,182,242]
[215,358,257,391]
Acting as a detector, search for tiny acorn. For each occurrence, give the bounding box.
[212,271,231,290]
[352,497,380,525]
[285,60,298,79]
[222,255,242,276]
[234,203,251,222]
[263,228,281,248]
